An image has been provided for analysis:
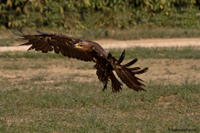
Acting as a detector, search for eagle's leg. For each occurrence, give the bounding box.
[94,63,113,91]
[102,70,110,91]
[103,80,108,91]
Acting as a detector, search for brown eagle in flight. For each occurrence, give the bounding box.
[12,27,148,92]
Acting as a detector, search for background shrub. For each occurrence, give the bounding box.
[0,0,200,29]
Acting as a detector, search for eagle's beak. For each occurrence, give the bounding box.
[74,44,82,49]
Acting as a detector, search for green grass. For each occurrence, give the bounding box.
[80,28,200,40]
[110,47,200,59]
[1,47,200,60]
[0,80,199,132]
[30,71,48,81]
[0,51,64,59]
[2,28,200,46]
[0,47,199,132]
[0,38,15,46]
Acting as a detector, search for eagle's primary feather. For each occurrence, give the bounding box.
[13,27,148,92]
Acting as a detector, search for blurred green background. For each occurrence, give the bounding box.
[1,0,200,29]
[1,0,200,41]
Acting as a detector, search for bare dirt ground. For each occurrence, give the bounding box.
[0,38,200,90]
[1,38,200,52]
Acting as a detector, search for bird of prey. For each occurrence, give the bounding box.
[12,27,148,92]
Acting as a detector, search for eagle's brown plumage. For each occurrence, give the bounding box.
[13,27,148,92]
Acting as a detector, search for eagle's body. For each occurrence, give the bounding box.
[13,27,148,92]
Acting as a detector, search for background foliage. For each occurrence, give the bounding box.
[0,0,200,30]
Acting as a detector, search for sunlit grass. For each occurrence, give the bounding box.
[0,47,200,60]
[0,79,199,132]
[110,47,200,59]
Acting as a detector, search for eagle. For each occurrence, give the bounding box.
[12,27,148,92]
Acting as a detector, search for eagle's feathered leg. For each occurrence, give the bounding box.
[94,63,122,92]
[94,64,109,91]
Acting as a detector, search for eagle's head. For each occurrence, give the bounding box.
[73,42,93,51]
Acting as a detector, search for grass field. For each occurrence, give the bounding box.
[2,28,200,46]
[0,47,199,132]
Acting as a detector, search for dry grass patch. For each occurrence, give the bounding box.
[0,58,200,91]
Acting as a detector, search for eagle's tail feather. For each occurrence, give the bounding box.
[122,58,138,67]
[117,50,125,64]
[108,51,148,91]
[110,72,123,92]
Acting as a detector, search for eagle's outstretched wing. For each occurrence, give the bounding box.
[12,27,94,61]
